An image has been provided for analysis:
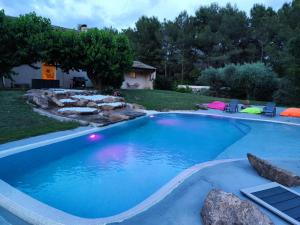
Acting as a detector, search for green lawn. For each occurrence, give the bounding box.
[121,89,265,111]
[0,89,265,144]
[0,90,79,144]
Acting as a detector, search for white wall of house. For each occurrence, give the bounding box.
[3,62,157,90]
[3,62,92,88]
[121,71,156,89]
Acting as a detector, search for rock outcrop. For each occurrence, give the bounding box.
[26,93,49,109]
[24,89,146,126]
[201,189,273,225]
[247,153,300,187]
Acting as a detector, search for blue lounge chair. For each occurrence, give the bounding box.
[225,99,239,113]
[262,102,276,117]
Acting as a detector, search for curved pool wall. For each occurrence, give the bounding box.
[0,113,249,218]
[0,113,300,224]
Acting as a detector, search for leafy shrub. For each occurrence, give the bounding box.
[197,67,225,97]
[198,62,278,101]
[175,86,193,93]
[273,78,300,106]
[154,75,175,90]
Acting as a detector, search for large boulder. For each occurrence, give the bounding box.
[87,101,98,108]
[104,112,130,123]
[201,189,273,225]
[26,94,49,109]
[97,102,125,111]
[102,96,125,103]
[121,110,146,118]
[59,98,78,107]
[101,96,116,103]
[247,153,300,187]
[48,96,64,107]
[75,99,89,107]
[127,103,145,110]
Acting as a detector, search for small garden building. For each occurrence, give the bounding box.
[121,61,156,89]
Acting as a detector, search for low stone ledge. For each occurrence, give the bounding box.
[58,107,98,115]
[59,98,78,107]
[97,102,126,110]
[247,153,300,187]
[33,108,91,126]
[103,112,130,122]
[201,189,273,225]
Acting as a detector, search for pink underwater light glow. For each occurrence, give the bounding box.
[88,134,103,141]
[97,144,132,164]
[157,119,181,126]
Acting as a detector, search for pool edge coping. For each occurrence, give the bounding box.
[1,111,299,225]
[0,115,149,159]
[165,110,300,126]
[1,110,299,158]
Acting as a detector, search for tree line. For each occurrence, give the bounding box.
[0,10,133,90]
[0,1,299,104]
[124,1,300,104]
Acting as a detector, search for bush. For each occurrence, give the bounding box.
[197,67,225,97]
[175,86,193,93]
[198,62,278,101]
[154,75,175,90]
[273,78,300,106]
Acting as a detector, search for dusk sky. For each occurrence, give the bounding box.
[0,0,292,30]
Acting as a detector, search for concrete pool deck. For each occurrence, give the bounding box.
[0,109,300,225]
[113,159,300,225]
[179,106,300,125]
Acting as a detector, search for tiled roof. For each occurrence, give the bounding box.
[132,61,156,70]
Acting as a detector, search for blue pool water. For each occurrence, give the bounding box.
[0,113,299,218]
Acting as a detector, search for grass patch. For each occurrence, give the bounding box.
[0,90,79,144]
[121,89,266,111]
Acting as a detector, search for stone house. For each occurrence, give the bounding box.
[3,61,156,90]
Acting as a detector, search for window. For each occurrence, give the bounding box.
[129,71,136,78]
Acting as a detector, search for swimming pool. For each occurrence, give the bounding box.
[0,113,300,222]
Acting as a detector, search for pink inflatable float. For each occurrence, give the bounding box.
[207,101,227,111]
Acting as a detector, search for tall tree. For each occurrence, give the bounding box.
[193,4,250,68]
[124,16,163,73]
[0,10,14,87]
[250,4,279,62]
[46,29,133,90]
[0,11,52,88]
[161,12,196,83]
